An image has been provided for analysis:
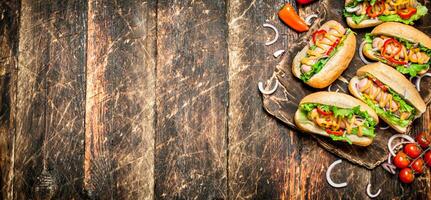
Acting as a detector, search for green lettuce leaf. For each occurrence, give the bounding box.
[300,103,377,130]
[396,64,429,77]
[351,126,376,137]
[378,5,428,25]
[389,88,416,115]
[330,134,353,144]
[363,96,410,127]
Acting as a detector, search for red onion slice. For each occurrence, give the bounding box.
[258,79,278,95]
[366,183,381,198]
[388,134,415,156]
[359,41,373,65]
[414,73,431,92]
[263,23,279,46]
[382,162,396,174]
[326,160,348,188]
[327,84,339,92]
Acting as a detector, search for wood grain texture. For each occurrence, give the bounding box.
[0,0,19,199]
[14,0,87,199]
[85,0,156,199]
[227,0,298,199]
[155,0,229,199]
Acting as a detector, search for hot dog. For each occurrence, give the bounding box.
[349,63,426,133]
[294,92,379,146]
[292,20,356,88]
[362,22,431,76]
[344,0,428,29]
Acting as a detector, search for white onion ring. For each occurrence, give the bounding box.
[379,125,390,130]
[382,162,397,174]
[366,183,381,198]
[273,49,285,58]
[258,79,279,95]
[414,73,431,92]
[263,23,279,46]
[345,5,361,13]
[359,41,373,65]
[305,14,318,26]
[327,84,339,92]
[388,134,415,156]
[326,160,348,188]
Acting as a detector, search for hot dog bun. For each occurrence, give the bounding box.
[371,22,431,49]
[348,63,426,133]
[362,23,431,75]
[294,92,378,146]
[292,20,356,88]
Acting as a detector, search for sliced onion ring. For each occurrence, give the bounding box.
[273,49,285,58]
[263,23,279,46]
[305,14,318,26]
[345,5,361,13]
[414,73,431,92]
[379,125,390,130]
[359,41,373,65]
[388,134,415,156]
[326,159,348,188]
[327,84,339,92]
[382,162,396,174]
[366,183,381,198]
[258,78,278,95]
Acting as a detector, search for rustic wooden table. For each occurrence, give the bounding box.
[0,0,430,199]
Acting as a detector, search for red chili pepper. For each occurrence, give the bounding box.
[312,30,327,44]
[397,7,417,19]
[296,0,316,5]
[278,3,309,32]
[366,1,385,18]
[317,107,332,116]
[326,129,344,136]
[381,38,402,59]
[326,39,340,56]
[388,57,408,65]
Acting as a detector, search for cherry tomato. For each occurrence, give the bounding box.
[399,168,415,184]
[411,158,424,174]
[393,151,410,169]
[424,151,431,167]
[404,143,422,159]
[416,132,431,149]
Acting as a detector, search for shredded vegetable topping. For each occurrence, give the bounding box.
[299,26,351,82]
[356,75,416,127]
[344,0,428,25]
[300,103,377,144]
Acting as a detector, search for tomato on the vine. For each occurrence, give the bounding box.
[393,151,410,169]
[411,158,424,174]
[416,132,431,149]
[424,151,431,167]
[399,168,415,184]
[404,143,422,159]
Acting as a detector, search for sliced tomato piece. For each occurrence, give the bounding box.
[326,129,344,136]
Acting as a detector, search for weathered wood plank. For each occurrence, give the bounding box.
[227,0,299,198]
[14,0,87,199]
[85,0,156,199]
[0,0,19,199]
[155,0,229,199]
